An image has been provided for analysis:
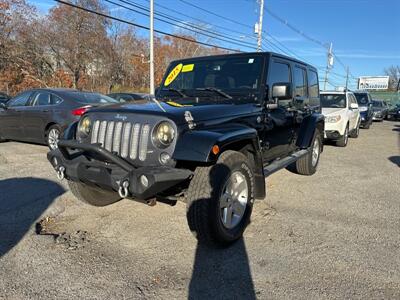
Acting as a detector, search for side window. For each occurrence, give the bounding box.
[8,92,31,107]
[51,94,63,105]
[307,70,319,99]
[32,92,51,106]
[268,61,291,107]
[294,67,307,97]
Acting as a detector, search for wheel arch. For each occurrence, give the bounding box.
[174,126,266,200]
[296,113,325,149]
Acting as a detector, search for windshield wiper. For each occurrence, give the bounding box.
[162,88,188,97]
[145,95,166,112]
[195,87,233,99]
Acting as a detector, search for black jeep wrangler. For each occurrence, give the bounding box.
[48,52,324,247]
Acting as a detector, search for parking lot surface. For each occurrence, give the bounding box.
[0,122,399,299]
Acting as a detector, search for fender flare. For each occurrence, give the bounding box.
[173,125,266,200]
[62,121,78,140]
[296,113,325,149]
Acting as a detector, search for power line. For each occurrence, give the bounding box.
[177,0,253,30]
[143,0,254,37]
[53,0,242,52]
[105,0,257,50]
[264,6,358,78]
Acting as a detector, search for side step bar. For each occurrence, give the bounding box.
[263,149,309,177]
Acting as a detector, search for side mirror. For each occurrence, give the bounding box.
[0,102,7,110]
[350,103,358,109]
[272,82,292,100]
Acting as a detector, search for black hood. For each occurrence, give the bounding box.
[88,100,258,125]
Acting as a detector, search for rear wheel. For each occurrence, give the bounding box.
[291,129,322,176]
[68,181,122,207]
[186,150,255,247]
[46,124,61,150]
[336,125,349,147]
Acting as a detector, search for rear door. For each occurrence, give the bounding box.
[0,91,32,140]
[22,91,63,143]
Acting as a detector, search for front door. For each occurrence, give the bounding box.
[261,59,295,162]
[0,91,32,140]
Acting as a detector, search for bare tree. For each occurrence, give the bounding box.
[384,65,400,91]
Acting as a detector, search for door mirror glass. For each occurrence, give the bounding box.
[272,82,291,100]
[350,103,358,109]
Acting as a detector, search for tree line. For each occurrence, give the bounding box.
[0,0,226,96]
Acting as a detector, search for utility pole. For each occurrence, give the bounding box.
[324,42,333,90]
[256,0,264,52]
[149,0,155,95]
[345,66,349,90]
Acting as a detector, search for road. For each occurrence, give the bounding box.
[0,121,399,299]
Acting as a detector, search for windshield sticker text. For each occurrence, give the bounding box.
[164,63,183,86]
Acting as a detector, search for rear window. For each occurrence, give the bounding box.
[65,92,118,104]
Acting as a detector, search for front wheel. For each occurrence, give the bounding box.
[349,121,360,138]
[336,125,349,147]
[68,181,122,206]
[186,150,255,247]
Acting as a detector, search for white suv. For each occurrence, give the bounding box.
[320,91,361,147]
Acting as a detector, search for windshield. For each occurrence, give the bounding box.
[372,100,383,107]
[65,92,119,104]
[157,56,264,104]
[354,93,369,106]
[320,94,346,108]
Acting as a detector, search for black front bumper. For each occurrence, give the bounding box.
[48,140,192,200]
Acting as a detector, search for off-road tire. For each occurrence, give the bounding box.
[46,124,62,150]
[68,181,122,207]
[336,124,349,147]
[292,129,322,176]
[349,121,360,138]
[186,150,255,247]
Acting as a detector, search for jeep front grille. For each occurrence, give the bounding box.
[90,120,151,161]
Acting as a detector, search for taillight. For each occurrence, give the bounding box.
[72,105,91,116]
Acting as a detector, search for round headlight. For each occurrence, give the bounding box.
[78,116,92,137]
[153,121,175,148]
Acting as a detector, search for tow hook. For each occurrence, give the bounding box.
[56,166,65,181]
[118,180,130,198]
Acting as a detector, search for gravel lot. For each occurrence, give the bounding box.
[0,121,399,299]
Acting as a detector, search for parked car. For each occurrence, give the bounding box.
[107,92,149,102]
[353,90,373,129]
[0,92,10,104]
[320,91,360,147]
[371,99,388,121]
[48,52,325,247]
[387,103,400,121]
[0,88,118,149]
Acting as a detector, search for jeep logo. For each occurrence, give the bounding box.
[115,114,127,121]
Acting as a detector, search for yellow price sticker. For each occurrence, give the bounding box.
[164,63,183,86]
[182,64,194,72]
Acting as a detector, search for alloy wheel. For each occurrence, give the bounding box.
[219,171,248,229]
[311,137,320,167]
[48,128,60,150]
